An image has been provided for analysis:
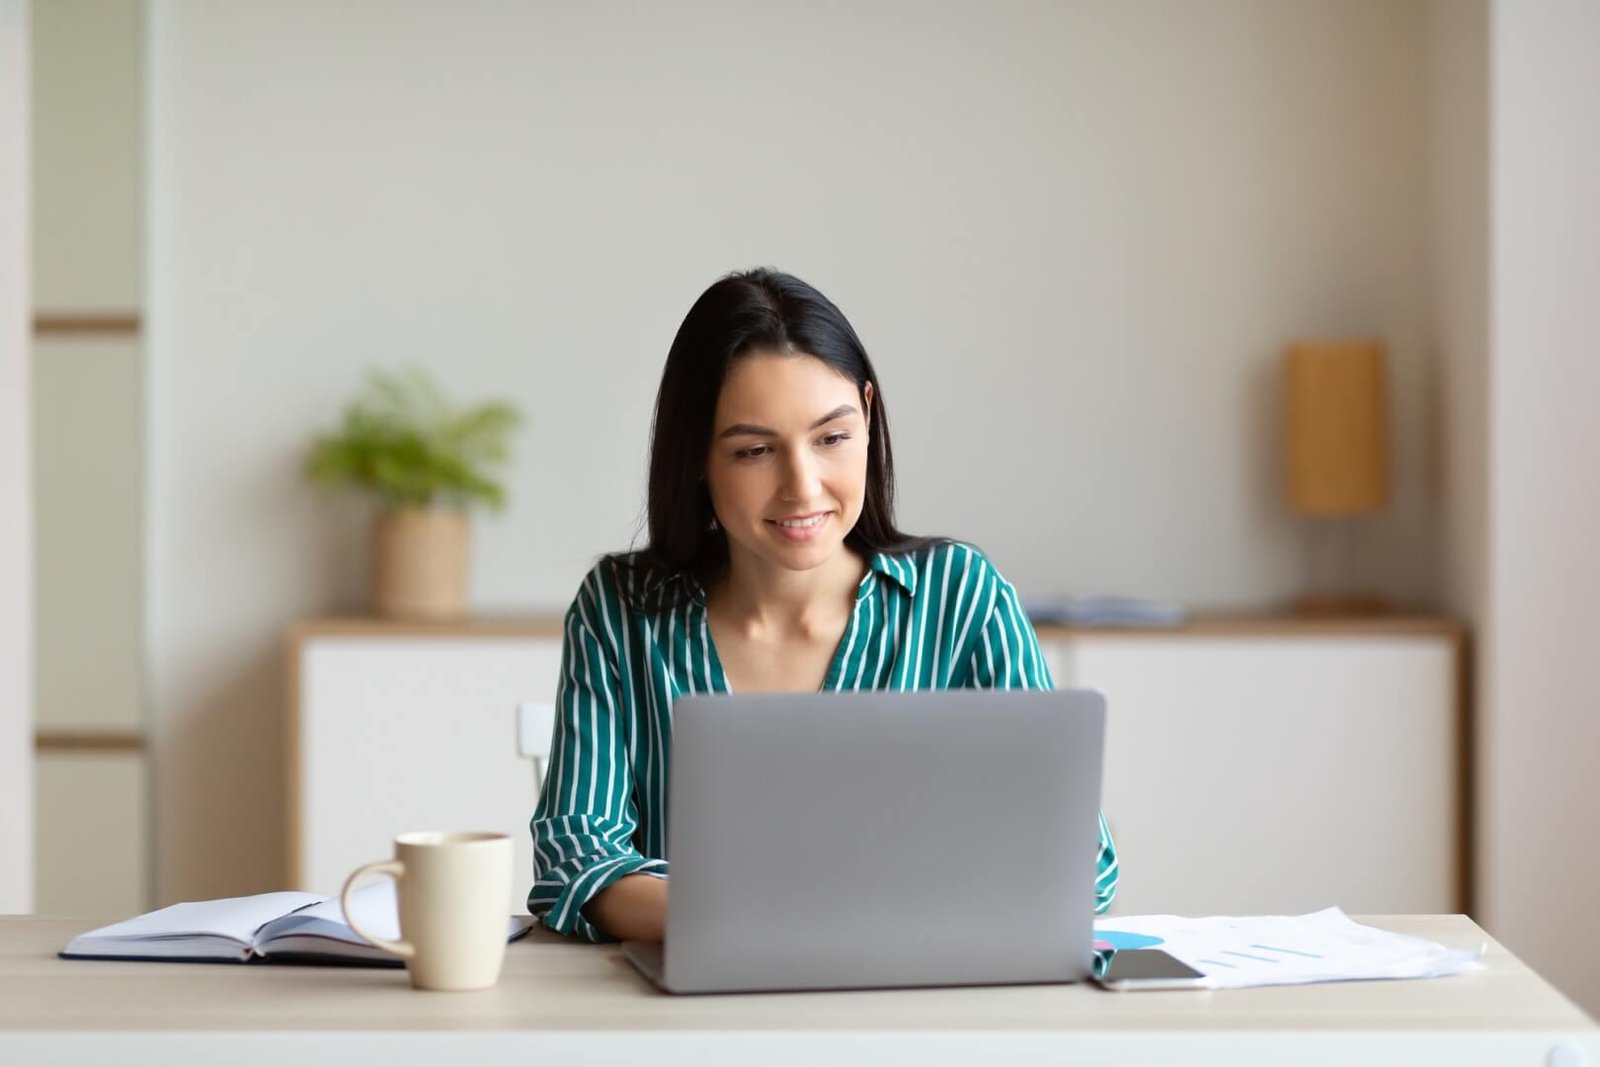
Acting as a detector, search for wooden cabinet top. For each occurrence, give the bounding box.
[289,613,1466,644]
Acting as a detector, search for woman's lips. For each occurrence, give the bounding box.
[766,512,829,542]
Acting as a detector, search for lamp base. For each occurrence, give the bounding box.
[1291,593,1392,617]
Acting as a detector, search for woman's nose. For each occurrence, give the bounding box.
[780,450,823,502]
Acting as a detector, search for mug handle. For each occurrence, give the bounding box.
[340,860,415,959]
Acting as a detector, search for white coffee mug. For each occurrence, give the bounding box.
[341,830,514,991]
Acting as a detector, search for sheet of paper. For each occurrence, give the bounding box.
[1094,907,1486,989]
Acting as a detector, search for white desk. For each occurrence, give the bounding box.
[2,916,1595,1066]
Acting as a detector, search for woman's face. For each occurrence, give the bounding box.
[705,352,873,578]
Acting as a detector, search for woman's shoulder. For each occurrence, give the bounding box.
[875,538,1009,597]
[567,551,691,623]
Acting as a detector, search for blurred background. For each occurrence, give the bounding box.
[3,0,1597,1013]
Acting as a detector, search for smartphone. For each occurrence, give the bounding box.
[1091,948,1208,991]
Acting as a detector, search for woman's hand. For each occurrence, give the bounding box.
[584,874,669,942]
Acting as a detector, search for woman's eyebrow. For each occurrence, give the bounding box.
[717,404,858,439]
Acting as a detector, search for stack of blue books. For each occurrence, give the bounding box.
[1025,596,1186,628]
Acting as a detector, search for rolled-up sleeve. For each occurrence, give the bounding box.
[963,569,1121,915]
[528,582,666,942]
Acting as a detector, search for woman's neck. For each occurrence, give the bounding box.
[710,546,866,639]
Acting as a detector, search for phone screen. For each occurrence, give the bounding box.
[1096,948,1206,985]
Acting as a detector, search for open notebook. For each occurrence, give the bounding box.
[60,881,536,967]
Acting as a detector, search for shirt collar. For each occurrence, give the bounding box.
[865,551,918,597]
[674,551,918,606]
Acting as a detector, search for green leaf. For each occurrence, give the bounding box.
[304,366,523,513]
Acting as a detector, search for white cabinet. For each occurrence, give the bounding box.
[1041,628,1462,917]
[288,618,1464,920]
[289,623,564,911]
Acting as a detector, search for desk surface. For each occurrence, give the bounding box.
[2,915,1595,1066]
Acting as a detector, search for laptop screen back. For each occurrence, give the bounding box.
[660,688,1106,994]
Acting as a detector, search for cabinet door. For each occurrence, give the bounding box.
[35,751,148,916]
[1049,635,1458,916]
[296,637,564,910]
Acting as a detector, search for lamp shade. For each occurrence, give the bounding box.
[1284,340,1389,516]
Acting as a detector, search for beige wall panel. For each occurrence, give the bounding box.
[34,752,148,917]
[33,338,144,731]
[1483,0,1600,1016]
[32,0,143,311]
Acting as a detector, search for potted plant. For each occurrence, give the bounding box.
[307,367,522,620]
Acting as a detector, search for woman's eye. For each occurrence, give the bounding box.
[735,445,770,460]
[819,432,850,447]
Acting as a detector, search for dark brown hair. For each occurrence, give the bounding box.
[615,267,936,610]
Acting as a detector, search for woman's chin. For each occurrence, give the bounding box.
[766,540,840,571]
[734,531,842,572]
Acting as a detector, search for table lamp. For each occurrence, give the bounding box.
[1283,339,1390,615]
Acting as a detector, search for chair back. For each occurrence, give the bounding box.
[515,701,557,799]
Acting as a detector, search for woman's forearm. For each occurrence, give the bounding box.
[584,874,668,942]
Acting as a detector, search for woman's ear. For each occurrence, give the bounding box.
[863,382,874,430]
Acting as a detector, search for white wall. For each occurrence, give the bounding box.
[1,0,35,914]
[1425,0,1488,624]
[148,0,1435,901]
[1481,0,1600,1014]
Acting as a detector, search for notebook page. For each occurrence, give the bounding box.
[258,880,400,946]
[256,881,530,954]
[74,891,325,945]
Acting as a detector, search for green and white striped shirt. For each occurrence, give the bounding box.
[529,540,1120,942]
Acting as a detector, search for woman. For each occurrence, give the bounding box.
[529,268,1118,942]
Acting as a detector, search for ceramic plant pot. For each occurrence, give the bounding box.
[371,507,469,620]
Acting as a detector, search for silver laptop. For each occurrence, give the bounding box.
[621,688,1106,994]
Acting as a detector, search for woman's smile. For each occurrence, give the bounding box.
[768,511,831,541]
